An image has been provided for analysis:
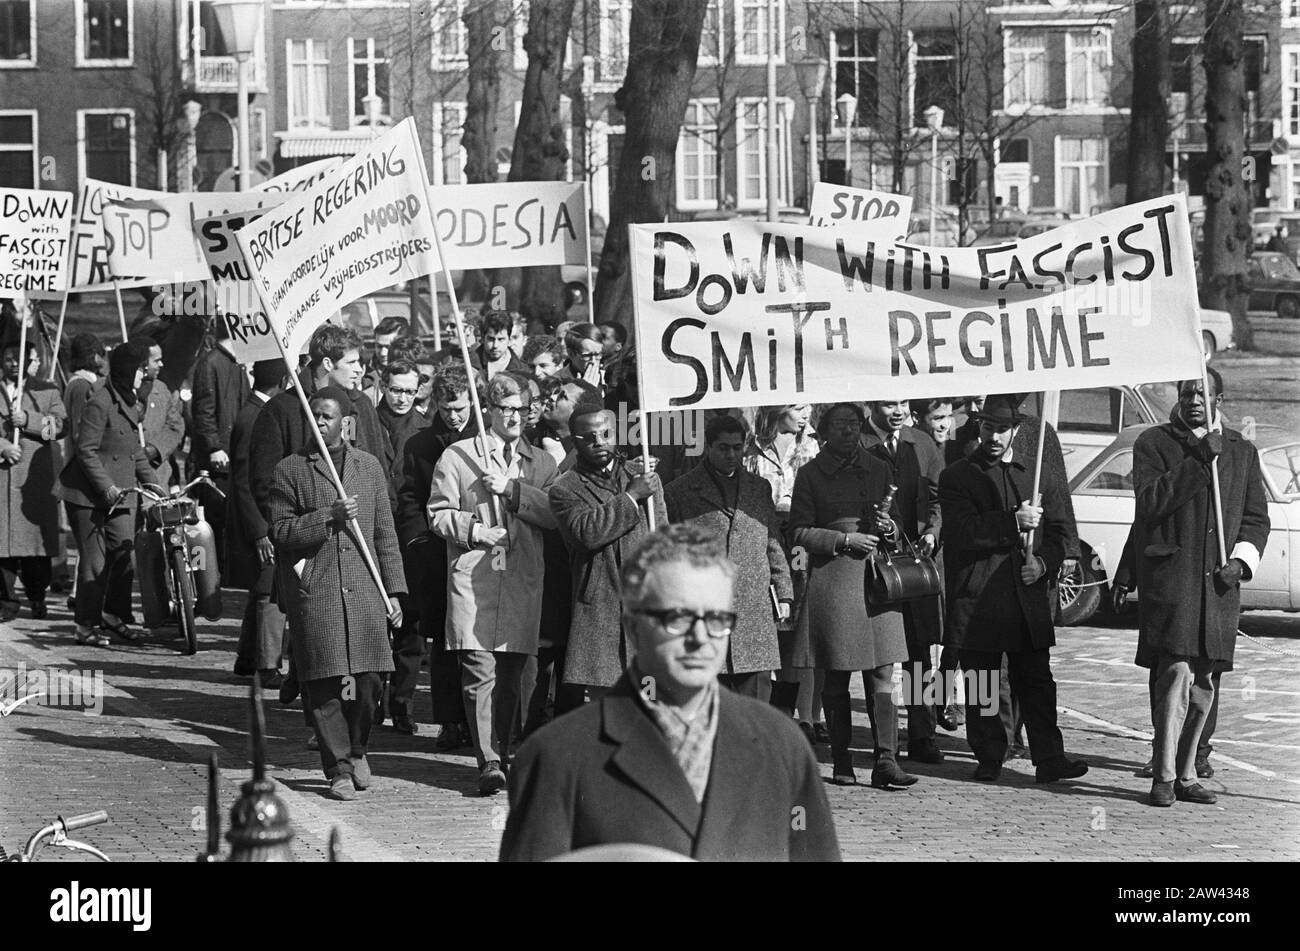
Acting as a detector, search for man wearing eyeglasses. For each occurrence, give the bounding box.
[500,523,840,861]
[428,373,559,795]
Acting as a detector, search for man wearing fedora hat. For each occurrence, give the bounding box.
[938,394,1088,784]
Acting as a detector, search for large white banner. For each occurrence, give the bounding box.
[630,195,1204,412]
[429,180,587,269]
[67,179,165,292]
[0,188,74,295]
[253,158,341,193]
[103,191,289,285]
[236,118,440,359]
[195,208,282,363]
[808,182,912,235]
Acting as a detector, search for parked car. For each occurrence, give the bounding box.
[338,289,438,348]
[1251,207,1288,248]
[1060,422,1300,624]
[1199,307,1235,356]
[1247,251,1300,319]
[969,215,1027,247]
[1015,216,1070,239]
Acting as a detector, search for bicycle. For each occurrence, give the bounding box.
[127,473,224,657]
[1,811,111,862]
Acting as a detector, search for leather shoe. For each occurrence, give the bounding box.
[258,670,284,689]
[972,762,1002,782]
[831,755,856,786]
[306,733,319,751]
[1195,757,1214,779]
[328,774,357,801]
[435,723,469,751]
[479,761,507,796]
[871,759,919,789]
[391,714,418,735]
[279,674,300,706]
[814,722,830,745]
[907,740,945,764]
[798,721,816,750]
[1175,780,1217,804]
[1035,756,1089,784]
[353,756,371,791]
[936,703,964,731]
[1149,780,1175,807]
[29,599,47,620]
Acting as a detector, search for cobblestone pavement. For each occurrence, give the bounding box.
[1,597,1296,862]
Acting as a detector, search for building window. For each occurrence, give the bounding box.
[676,99,718,209]
[1286,46,1300,139]
[736,98,792,209]
[1056,136,1106,217]
[832,29,878,128]
[431,101,465,186]
[350,38,389,128]
[1065,29,1110,107]
[0,111,36,187]
[700,0,723,65]
[1001,138,1030,164]
[737,0,785,65]
[0,1,33,64]
[599,0,631,81]
[1004,30,1047,107]
[912,31,956,127]
[81,110,134,186]
[288,39,330,130]
[432,0,467,67]
[79,0,131,65]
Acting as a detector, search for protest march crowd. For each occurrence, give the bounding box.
[0,124,1266,860]
[0,298,1268,860]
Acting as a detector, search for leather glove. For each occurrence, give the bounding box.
[1216,558,1246,587]
[1193,432,1224,464]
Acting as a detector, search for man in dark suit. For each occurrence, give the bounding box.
[500,523,839,861]
[1133,369,1269,807]
[939,394,1088,785]
[395,361,476,747]
[861,399,945,763]
[191,329,250,569]
[229,360,289,685]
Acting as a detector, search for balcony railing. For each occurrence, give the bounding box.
[191,55,265,92]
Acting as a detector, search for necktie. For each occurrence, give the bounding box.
[503,443,513,467]
[886,434,897,459]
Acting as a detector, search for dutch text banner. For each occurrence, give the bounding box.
[0,187,73,294]
[630,195,1204,412]
[430,180,586,269]
[195,208,281,363]
[68,179,166,292]
[252,158,341,193]
[235,118,440,358]
[808,182,912,235]
[103,191,290,286]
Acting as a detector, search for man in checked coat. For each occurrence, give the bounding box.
[664,414,789,699]
[268,386,405,802]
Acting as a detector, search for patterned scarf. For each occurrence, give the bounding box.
[633,665,720,804]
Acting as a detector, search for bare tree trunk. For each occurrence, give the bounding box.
[1127,0,1171,203]
[461,0,507,303]
[593,0,708,332]
[1202,0,1254,350]
[501,0,576,328]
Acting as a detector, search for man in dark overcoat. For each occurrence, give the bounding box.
[664,414,789,699]
[228,360,289,684]
[939,394,1088,784]
[861,398,945,762]
[500,523,840,862]
[191,331,250,569]
[268,387,405,802]
[1132,369,1269,807]
[548,400,666,692]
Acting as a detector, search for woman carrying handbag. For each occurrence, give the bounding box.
[787,402,916,789]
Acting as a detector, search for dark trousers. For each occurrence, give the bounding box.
[67,503,135,628]
[236,590,286,673]
[522,640,585,736]
[429,631,466,725]
[718,671,773,701]
[999,654,1026,747]
[0,556,51,605]
[387,610,425,719]
[959,648,1065,767]
[304,671,382,779]
[902,608,936,746]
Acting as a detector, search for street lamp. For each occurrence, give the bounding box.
[793,55,827,209]
[211,1,263,192]
[924,104,944,243]
[580,55,597,308]
[836,92,857,187]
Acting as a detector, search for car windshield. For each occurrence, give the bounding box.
[1136,381,1179,421]
[1261,445,1300,498]
[1261,254,1300,281]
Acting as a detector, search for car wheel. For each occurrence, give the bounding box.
[1277,295,1300,320]
[565,282,588,309]
[1057,551,1102,627]
[1201,330,1216,356]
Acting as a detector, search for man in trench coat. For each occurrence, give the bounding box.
[664,414,788,699]
[1132,369,1269,807]
[268,387,405,802]
[0,339,66,619]
[939,394,1088,785]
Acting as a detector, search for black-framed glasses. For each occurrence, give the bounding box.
[635,608,736,638]
[386,386,418,397]
[492,402,530,417]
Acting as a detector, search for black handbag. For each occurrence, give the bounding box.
[866,535,943,605]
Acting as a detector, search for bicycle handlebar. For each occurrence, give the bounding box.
[61,810,109,832]
[126,472,225,505]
